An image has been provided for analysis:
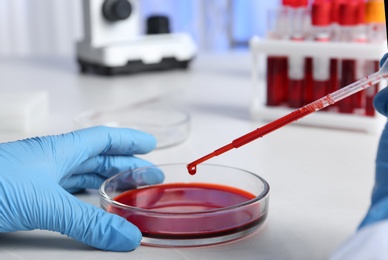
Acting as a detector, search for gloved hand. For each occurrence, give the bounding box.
[359,53,388,229]
[0,126,163,251]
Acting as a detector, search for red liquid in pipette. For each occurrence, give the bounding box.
[187,98,330,175]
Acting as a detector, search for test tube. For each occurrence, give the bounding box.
[328,0,344,99]
[330,0,344,41]
[288,0,310,108]
[365,0,386,116]
[311,0,332,105]
[338,0,359,114]
[265,0,290,106]
[352,0,367,114]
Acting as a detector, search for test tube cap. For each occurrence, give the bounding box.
[365,1,385,23]
[290,0,308,8]
[331,0,347,24]
[312,1,332,26]
[338,1,359,26]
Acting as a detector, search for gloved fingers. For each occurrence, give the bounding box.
[373,53,388,116]
[54,126,156,167]
[73,126,157,155]
[42,187,142,251]
[62,164,164,191]
[48,126,157,180]
[70,155,154,178]
[379,52,388,67]
[61,173,106,191]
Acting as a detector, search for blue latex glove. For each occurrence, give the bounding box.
[0,126,163,251]
[359,53,388,229]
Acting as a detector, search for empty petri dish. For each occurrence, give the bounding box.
[99,163,270,247]
[74,106,190,149]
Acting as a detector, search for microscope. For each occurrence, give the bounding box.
[76,0,197,75]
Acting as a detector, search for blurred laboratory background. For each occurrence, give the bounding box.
[0,0,279,57]
[1,1,388,259]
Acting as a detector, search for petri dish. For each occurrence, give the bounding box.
[74,106,190,149]
[99,163,270,247]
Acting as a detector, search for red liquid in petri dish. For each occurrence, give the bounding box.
[110,183,266,239]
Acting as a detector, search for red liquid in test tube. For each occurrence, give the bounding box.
[340,59,357,113]
[288,79,304,107]
[266,1,291,106]
[305,57,314,103]
[267,57,288,106]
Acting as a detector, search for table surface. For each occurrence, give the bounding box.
[0,52,382,260]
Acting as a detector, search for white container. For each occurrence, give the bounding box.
[0,91,49,133]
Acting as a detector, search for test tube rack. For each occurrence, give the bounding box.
[249,36,388,134]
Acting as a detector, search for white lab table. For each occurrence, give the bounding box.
[0,52,382,260]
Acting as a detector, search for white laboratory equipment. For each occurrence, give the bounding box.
[250,37,387,134]
[76,0,197,76]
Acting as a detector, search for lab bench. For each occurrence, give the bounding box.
[0,52,380,260]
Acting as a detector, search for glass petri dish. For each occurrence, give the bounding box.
[99,163,270,247]
[74,106,190,149]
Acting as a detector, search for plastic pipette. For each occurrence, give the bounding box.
[187,58,388,175]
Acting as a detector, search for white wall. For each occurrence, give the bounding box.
[0,0,279,57]
[0,0,82,57]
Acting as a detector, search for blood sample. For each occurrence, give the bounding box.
[288,79,305,107]
[110,182,265,239]
[266,0,291,106]
[340,59,357,113]
[305,57,314,104]
[288,0,309,108]
[338,1,359,113]
[267,57,287,106]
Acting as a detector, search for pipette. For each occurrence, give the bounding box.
[187,57,388,175]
